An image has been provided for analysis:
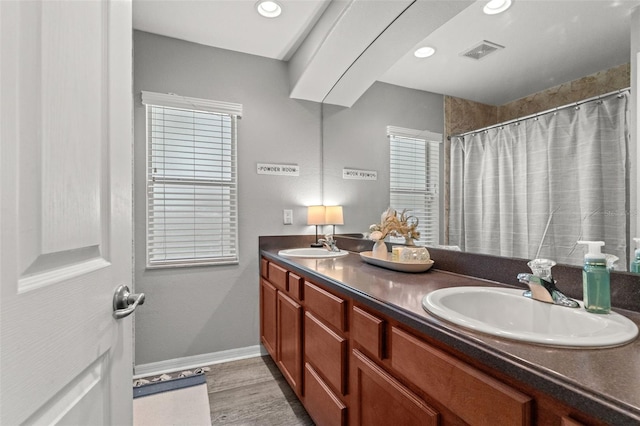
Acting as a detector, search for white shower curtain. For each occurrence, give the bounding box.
[449,91,629,268]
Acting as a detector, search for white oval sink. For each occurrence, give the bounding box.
[423,286,638,348]
[278,248,349,259]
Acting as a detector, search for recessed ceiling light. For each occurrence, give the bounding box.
[414,46,436,58]
[483,0,512,15]
[256,0,282,18]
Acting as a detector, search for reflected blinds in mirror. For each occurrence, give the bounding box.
[449,91,629,268]
[388,127,441,245]
[142,91,241,268]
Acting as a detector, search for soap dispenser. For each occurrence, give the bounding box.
[576,240,610,314]
[631,238,640,273]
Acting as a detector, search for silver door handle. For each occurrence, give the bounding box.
[113,285,145,319]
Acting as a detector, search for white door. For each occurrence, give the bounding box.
[1,0,133,424]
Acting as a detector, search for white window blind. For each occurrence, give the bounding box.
[388,126,441,245]
[142,91,242,268]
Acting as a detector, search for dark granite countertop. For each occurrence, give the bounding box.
[260,235,640,424]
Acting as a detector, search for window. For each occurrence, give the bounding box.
[142,91,242,268]
[388,126,441,245]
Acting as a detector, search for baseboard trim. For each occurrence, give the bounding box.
[134,345,268,378]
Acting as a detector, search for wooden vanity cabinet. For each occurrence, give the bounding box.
[259,259,303,395]
[260,257,608,426]
[350,306,441,426]
[350,304,532,425]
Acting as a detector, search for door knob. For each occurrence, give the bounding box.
[113,285,145,319]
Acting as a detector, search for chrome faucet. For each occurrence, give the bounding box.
[517,259,579,308]
[318,234,340,252]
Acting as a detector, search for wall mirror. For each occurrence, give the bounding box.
[321,0,639,269]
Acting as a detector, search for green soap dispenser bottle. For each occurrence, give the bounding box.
[577,240,610,314]
[631,238,640,273]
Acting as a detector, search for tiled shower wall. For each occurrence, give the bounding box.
[444,63,630,137]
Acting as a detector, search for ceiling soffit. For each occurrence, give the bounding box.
[288,0,414,104]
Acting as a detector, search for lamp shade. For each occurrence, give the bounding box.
[325,206,344,225]
[307,205,326,225]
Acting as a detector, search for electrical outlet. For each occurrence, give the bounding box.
[283,209,293,225]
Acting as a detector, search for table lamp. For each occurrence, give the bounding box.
[307,205,326,247]
[325,206,344,237]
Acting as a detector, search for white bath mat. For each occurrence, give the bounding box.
[133,373,211,426]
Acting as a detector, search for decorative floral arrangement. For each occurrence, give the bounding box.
[369,207,420,242]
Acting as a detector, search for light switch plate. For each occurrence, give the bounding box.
[283,209,293,225]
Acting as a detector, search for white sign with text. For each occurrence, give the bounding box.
[343,168,377,180]
[257,163,300,176]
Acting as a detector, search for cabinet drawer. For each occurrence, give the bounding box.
[288,272,304,301]
[391,327,532,425]
[260,258,269,279]
[352,306,384,360]
[304,363,347,426]
[352,349,439,426]
[268,262,287,292]
[305,311,347,395]
[304,281,347,332]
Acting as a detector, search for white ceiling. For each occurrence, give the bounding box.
[133,0,640,106]
[380,0,640,105]
[132,0,331,61]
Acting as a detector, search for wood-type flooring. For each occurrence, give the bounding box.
[205,355,314,425]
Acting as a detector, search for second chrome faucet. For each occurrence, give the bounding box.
[517,258,579,308]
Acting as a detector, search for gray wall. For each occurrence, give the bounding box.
[133,31,445,366]
[322,82,444,237]
[133,31,322,365]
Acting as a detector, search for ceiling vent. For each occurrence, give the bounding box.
[461,40,504,60]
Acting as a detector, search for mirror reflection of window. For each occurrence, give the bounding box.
[388,126,441,246]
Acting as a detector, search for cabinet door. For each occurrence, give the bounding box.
[352,350,439,426]
[277,291,302,395]
[260,278,277,358]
